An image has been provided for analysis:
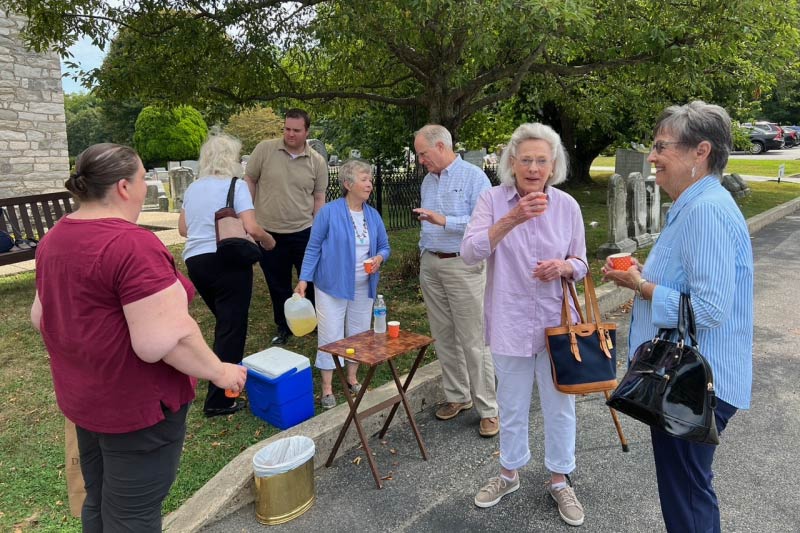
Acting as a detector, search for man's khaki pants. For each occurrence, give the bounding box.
[420,252,498,418]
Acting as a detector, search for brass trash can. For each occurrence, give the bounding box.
[253,436,316,525]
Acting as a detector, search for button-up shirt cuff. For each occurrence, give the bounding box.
[651,284,681,330]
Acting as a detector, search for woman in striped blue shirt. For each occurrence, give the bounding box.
[603,101,753,533]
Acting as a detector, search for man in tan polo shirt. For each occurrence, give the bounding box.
[245,108,328,345]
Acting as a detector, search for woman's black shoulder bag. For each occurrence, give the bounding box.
[606,293,719,445]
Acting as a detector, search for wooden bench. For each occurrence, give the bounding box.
[0,191,75,266]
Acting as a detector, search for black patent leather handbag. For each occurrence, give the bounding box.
[606,293,719,445]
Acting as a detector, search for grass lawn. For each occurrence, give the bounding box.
[593,154,800,177]
[1,177,798,531]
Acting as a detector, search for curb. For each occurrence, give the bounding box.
[745,195,800,234]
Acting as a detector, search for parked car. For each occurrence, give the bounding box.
[782,125,800,147]
[742,125,784,154]
[755,121,785,142]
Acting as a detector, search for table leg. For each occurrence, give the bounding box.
[325,362,384,488]
[386,358,429,461]
[378,345,428,439]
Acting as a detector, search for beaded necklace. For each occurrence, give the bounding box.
[349,209,368,245]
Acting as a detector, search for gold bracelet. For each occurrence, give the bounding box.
[635,278,648,297]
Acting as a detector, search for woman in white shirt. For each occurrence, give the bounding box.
[179,133,275,417]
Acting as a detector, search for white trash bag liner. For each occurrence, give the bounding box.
[253,436,315,478]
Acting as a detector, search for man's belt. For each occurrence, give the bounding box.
[429,251,460,259]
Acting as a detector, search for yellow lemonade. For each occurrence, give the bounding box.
[288,317,318,336]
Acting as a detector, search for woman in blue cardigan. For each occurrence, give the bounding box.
[295,158,390,409]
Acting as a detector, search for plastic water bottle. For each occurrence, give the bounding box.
[373,294,387,334]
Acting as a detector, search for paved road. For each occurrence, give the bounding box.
[204,215,800,532]
[729,147,800,160]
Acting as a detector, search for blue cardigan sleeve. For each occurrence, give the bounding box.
[300,205,329,282]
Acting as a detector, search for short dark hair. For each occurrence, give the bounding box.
[65,143,141,202]
[285,108,310,130]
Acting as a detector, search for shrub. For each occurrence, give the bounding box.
[134,105,208,166]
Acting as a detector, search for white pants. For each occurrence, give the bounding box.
[494,351,576,474]
[314,283,373,370]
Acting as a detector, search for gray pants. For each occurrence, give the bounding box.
[76,403,188,532]
[420,252,498,418]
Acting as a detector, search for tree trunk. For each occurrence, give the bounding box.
[539,101,614,186]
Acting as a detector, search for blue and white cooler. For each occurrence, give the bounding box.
[242,347,314,430]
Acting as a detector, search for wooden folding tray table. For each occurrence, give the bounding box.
[320,329,434,488]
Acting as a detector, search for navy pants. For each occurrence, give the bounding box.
[186,252,252,410]
[76,403,188,532]
[258,227,314,334]
[650,399,738,533]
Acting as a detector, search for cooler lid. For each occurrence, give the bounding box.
[242,347,310,379]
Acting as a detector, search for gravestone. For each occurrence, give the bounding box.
[721,173,751,198]
[660,202,673,231]
[168,167,195,211]
[644,176,661,239]
[462,149,487,168]
[180,160,199,177]
[597,173,637,258]
[143,174,168,211]
[626,172,653,247]
[307,139,328,162]
[615,149,651,183]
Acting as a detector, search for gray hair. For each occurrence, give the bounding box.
[498,123,568,187]
[338,158,373,195]
[653,100,731,177]
[198,133,243,178]
[414,124,453,150]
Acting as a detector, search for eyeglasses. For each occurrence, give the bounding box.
[513,157,552,168]
[650,140,688,154]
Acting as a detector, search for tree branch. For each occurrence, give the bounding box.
[207,86,422,107]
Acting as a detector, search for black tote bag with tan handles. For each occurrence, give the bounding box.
[606,293,719,445]
[545,268,618,394]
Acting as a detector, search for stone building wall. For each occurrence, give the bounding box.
[0,12,69,199]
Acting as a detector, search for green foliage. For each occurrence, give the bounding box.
[7,0,800,176]
[223,106,283,154]
[64,93,111,156]
[731,123,754,152]
[316,103,418,163]
[133,106,208,167]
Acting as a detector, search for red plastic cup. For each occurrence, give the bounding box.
[364,259,374,274]
[609,253,633,271]
[387,321,400,338]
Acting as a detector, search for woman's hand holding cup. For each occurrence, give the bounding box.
[213,362,247,394]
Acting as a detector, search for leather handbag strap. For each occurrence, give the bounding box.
[559,255,599,326]
[225,177,238,210]
[679,293,699,347]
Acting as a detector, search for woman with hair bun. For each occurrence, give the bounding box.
[31,143,247,531]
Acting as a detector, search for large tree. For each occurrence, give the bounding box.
[6,0,798,173]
